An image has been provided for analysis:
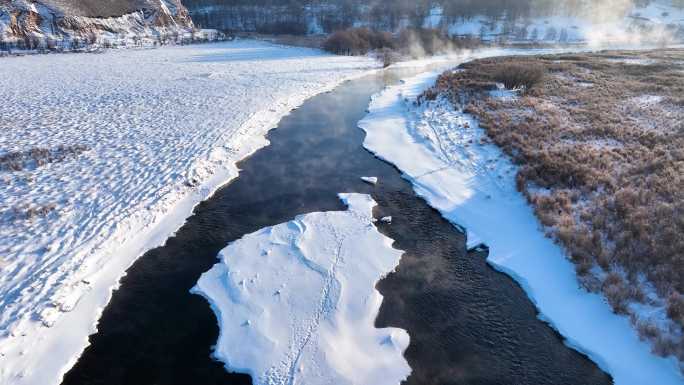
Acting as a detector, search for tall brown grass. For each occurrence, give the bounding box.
[424,49,684,364]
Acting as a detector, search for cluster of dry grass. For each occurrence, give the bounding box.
[425,49,684,361]
[0,144,89,172]
[10,203,57,221]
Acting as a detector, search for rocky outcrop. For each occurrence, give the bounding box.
[0,0,194,50]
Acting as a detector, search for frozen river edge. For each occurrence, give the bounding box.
[358,70,684,385]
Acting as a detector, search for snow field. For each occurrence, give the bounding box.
[0,39,378,385]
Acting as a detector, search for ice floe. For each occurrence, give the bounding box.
[192,193,410,385]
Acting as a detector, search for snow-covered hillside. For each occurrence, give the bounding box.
[0,0,194,51]
[0,39,377,385]
[193,193,410,385]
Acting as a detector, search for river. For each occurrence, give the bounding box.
[61,63,611,385]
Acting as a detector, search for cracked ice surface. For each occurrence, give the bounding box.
[0,39,377,385]
[192,193,410,385]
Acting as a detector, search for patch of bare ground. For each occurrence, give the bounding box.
[423,49,684,363]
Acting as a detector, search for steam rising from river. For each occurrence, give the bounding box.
[402,0,682,55]
[576,0,679,47]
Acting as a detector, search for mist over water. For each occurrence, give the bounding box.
[454,0,684,47]
[386,0,682,59]
[566,0,682,46]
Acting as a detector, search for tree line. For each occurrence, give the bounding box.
[183,0,667,34]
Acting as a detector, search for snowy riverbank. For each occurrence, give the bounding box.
[192,193,410,385]
[358,70,684,384]
[0,39,378,385]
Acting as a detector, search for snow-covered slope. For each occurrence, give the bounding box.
[0,39,377,385]
[192,193,410,385]
[358,68,684,385]
[0,0,194,50]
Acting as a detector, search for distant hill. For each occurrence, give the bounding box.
[2,0,683,51]
[184,0,684,44]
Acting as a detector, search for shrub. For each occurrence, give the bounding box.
[322,30,362,55]
[492,63,545,91]
[668,293,684,327]
[323,27,479,58]
[322,28,393,55]
[603,273,630,314]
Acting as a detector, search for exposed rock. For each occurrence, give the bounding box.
[0,0,193,49]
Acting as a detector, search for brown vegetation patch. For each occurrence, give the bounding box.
[322,28,395,55]
[0,144,89,172]
[11,203,57,221]
[322,27,480,61]
[425,49,684,361]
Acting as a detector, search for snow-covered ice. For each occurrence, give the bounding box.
[192,193,410,385]
[0,39,377,385]
[360,176,378,185]
[358,69,684,385]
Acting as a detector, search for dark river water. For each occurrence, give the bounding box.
[62,66,612,385]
